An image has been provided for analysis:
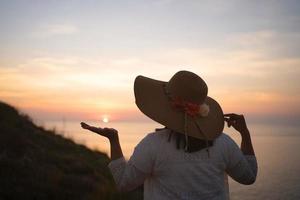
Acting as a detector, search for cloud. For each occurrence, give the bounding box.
[153,0,177,6]
[226,30,300,59]
[32,24,79,38]
[1,28,300,121]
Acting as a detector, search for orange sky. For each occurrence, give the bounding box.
[1,1,299,125]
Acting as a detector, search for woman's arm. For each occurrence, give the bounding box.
[80,122,123,160]
[224,114,255,155]
[109,135,124,160]
[223,114,257,185]
[240,129,255,155]
[80,122,148,191]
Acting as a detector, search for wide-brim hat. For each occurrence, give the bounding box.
[134,70,224,140]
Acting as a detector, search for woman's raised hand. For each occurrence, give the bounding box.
[223,113,248,134]
[80,122,118,141]
[224,113,255,155]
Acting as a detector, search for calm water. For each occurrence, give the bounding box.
[42,120,300,200]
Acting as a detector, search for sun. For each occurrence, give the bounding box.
[102,116,109,123]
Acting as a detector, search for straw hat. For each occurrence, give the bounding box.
[134,70,224,140]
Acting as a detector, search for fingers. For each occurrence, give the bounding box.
[224,114,242,128]
[80,122,90,129]
[223,113,243,119]
[80,122,87,126]
[224,118,235,127]
[224,113,244,122]
[80,121,118,136]
[224,113,248,133]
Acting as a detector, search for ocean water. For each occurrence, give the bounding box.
[41,120,300,200]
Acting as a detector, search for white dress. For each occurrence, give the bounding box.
[108,129,258,200]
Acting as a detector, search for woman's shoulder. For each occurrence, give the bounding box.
[214,133,237,149]
[145,131,235,144]
[133,129,169,159]
[216,133,234,141]
[143,128,170,142]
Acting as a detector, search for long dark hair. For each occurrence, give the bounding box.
[156,127,214,153]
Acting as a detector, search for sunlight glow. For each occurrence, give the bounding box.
[102,116,109,123]
[0,0,299,123]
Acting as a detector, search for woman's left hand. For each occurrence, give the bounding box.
[80,122,118,141]
[223,113,248,134]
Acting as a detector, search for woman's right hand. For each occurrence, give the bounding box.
[80,122,119,141]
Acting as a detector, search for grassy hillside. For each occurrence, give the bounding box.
[0,101,142,200]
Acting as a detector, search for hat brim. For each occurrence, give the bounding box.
[134,75,224,140]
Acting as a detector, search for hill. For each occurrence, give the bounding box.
[0,101,142,200]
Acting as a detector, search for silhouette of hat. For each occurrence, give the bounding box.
[134,70,224,140]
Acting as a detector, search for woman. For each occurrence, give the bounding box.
[81,71,257,200]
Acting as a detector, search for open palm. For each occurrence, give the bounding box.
[80,122,118,140]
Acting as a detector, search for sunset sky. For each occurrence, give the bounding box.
[0,0,299,125]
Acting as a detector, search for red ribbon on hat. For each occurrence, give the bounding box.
[170,97,200,117]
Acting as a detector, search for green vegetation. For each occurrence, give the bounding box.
[0,101,142,200]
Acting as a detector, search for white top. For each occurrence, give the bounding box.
[108,129,257,200]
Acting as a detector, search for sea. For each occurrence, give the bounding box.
[40,120,300,200]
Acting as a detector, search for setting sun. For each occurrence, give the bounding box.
[102,116,109,123]
[0,1,300,199]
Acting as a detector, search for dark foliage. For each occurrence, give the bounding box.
[0,101,142,200]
